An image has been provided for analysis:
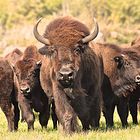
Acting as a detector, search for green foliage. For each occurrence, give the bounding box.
[0,0,62,29]
[1,0,140,28]
[0,0,140,47]
[18,0,62,20]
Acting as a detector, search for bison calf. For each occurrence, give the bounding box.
[14,45,55,130]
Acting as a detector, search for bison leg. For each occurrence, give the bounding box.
[70,96,90,131]
[117,97,129,127]
[101,75,115,128]
[51,101,58,129]
[79,117,90,130]
[12,101,20,130]
[129,99,138,124]
[89,96,101,129]
[52,84,78,133]
[0,98,15,131]
[39,104,50,129]
[11,90,20,131]
[20,106,35,130]
[103,103,115,128]
[39,112,49,129]
[18,95,35,130]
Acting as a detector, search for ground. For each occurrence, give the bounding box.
[0,108,139,140]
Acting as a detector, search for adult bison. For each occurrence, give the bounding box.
[33,16,103,133]
[14,45,55,130]
[91,42,140,127]
[0,57,20,131]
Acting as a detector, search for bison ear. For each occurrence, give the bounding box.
[113,55,124,69]
[38,46,48,55]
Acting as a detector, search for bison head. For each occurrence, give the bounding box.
[14,58,41,96]
[112,52,140,96]
[33,17,99,90]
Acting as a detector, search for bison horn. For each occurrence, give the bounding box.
[81,18,99,43]
[33,18,50,45]
[36,60,42,65]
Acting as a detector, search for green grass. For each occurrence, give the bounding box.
[0,109,140,140]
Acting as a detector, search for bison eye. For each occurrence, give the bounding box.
[114,56,124,69]
[74,47,82,55]
[74,48,81,55]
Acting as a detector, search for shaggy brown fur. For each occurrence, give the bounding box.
[23,45,41,60]
[5,48,23,65]
[43,16,89,47]
[91,42,140,127]
[92,42,140,96]
[0,57,19,131]
[38,16,103,133]
[14,45,56,130]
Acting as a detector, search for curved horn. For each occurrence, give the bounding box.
[33,18,50,45]
[81,18,99,43]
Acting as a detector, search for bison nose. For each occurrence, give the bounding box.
[59,71,74,81]
[20,87,30,93]
[135,75,140,84]
[58,70,74,88]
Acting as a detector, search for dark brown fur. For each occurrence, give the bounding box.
[14,45,54,130]
[0,57,19,131]
[38,16,103,133]
[127,44,140,125]
[92,42,140,95]
[129,86,140,124]
[91,42,140,127]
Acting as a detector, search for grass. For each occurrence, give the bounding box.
[0,109,140,140]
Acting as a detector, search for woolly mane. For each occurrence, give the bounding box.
[23,45,39,60]
[43,16,90,46]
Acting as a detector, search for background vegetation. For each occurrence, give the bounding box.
[0,1,140,139]
[0,0,140,54]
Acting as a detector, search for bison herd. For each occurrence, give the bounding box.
[0,16,140,134]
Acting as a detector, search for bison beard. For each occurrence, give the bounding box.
[34,16,103,133]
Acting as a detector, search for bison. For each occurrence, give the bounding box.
[14,45,57,130]
[0,57,20,131]
[91,42,140,127]
[33,16,104,133]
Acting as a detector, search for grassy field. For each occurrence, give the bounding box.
[0,109,140,140]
